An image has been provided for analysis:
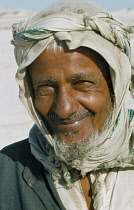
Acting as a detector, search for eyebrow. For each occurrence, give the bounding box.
[33,78,57,86]
[67,73,98,82]
[33,73,100,86]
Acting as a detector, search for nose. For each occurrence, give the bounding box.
[52,87,79,119]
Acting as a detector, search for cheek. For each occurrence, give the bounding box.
[34,97,53,117]
[78,92,111,131]
[78,91,111,113]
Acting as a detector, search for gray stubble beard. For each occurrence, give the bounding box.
[52,106,113,168]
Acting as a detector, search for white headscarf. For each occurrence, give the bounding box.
[12,0,134,188]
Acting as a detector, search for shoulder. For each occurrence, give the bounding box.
[0,139,31,167]
[1,138,30,152]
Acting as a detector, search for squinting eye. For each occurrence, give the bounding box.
[73,80,94,91]
[35,84,55,97]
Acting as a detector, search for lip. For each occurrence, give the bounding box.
[51,116,88,131]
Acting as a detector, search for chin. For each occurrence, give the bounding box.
[53,130,92,145]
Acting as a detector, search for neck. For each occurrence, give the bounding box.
[80,174,93,210]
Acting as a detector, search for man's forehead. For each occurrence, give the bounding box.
[30,43,105,69]
[29,44,110,86]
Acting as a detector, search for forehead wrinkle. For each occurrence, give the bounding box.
[33,77,57,86]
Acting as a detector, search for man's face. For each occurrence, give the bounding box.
[29,46,112,144]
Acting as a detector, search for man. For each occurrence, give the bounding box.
[0,0,134,209]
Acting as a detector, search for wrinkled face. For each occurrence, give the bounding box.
[29,45,112,144]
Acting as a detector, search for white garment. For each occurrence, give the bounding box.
[56,168,134,210]
[56,180,88,210]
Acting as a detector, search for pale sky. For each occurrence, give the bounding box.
[1,0,134,11]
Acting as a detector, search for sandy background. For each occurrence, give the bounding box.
[0,8,134,149]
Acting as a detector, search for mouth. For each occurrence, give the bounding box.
[46,110,95,133]
[51,114,93,132]
[57,113,89,125]
[51,120,86,135]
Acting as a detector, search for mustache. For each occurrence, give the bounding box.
[47,110,95,123]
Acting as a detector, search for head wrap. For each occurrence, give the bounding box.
[12,0,134,188]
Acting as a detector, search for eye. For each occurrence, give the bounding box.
[73,80,95,92]
[35,84,55,97]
